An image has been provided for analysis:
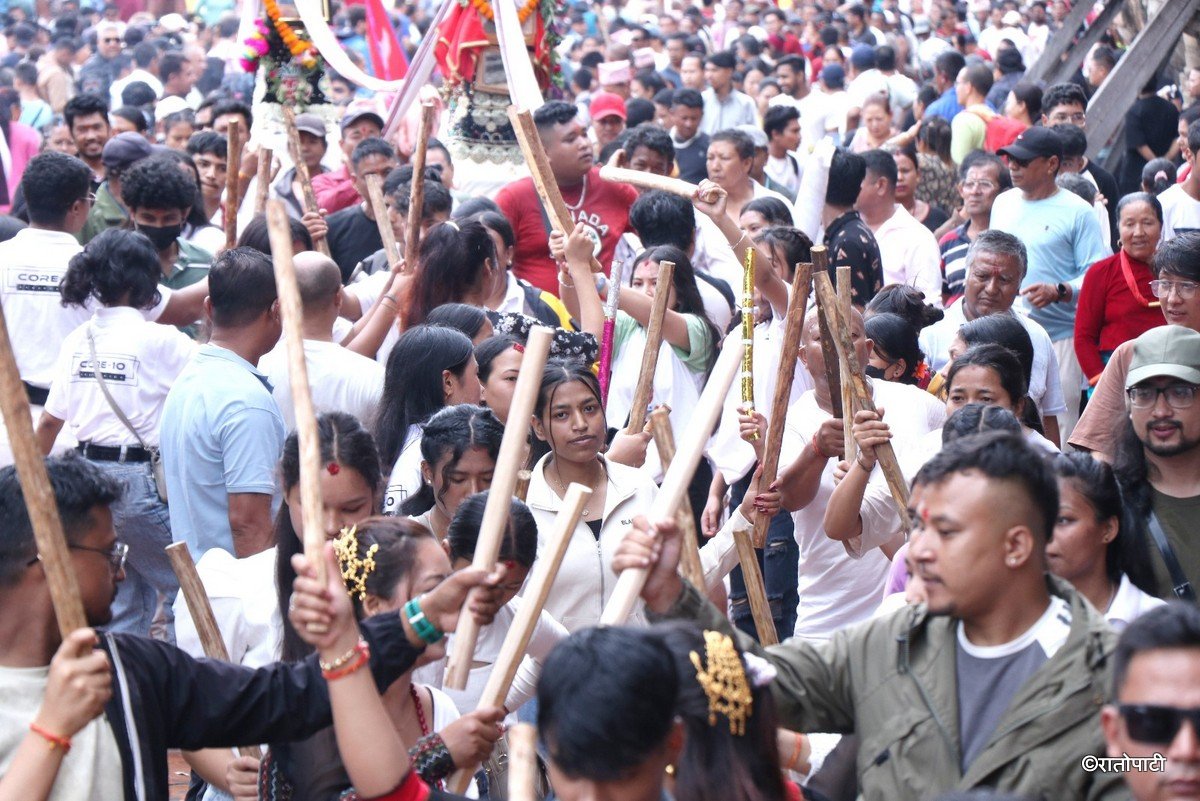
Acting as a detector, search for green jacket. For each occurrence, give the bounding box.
[78,182,127,245]
[652,576,1129,801]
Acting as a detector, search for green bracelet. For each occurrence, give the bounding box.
[403,596,444,645]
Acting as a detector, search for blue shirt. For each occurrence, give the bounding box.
[990,187,1109,342]
[159,344,286,558]
[924,87,964,123]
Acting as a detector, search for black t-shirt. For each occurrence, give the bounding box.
[326,204,383,283]
[1084,160,1121,246]
[921,204,950,233]
[1120,95,1180,194]
[674,133,710,184]
[823,209,883,305]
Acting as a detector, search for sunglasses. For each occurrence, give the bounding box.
[1120,704,1200,744]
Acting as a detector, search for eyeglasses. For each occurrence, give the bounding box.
[1149,279,1200,300]
[1126,383,1198,409]
[1120,704,1200,744]
[961,179,997,191]
[1051,111,1087,124]
[70,541,128,574]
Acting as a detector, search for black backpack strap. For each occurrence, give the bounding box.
[1148,513,1197,601]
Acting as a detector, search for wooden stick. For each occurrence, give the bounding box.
[602,332,743,626]
[448,484,590,795]
[625,260,674,433]
[365,174,401,272]
[445,327,554,689]
[254,147,273,215]
[507,106,603,273]
[267,201,327,583]
[0,306,85,637]
[837,265,855,462]
[812,247,842,419]
[812,272,911,535]
[598,165,699,199]
[751,262,813,550]
[224,118,242,251]
[514,470,532,502]
[507,724,539,801]
[166,542,262,760]
[732,526,779,646]
[404,102,436,264]
[649,407,704,589]
[282,106,331,257]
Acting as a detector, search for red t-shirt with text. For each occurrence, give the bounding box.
[496,167,639,295]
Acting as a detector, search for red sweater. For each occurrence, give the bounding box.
[1073,251,1163,382]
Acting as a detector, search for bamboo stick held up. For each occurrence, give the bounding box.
[837,265,855,462]
[625,260,674,434]
[365,174,401,273]
[649,408,704,590]
[404,102,436,265]
[224,118,242,252]
[254,147,273,215]
[282,106,331,257]
[732,526,779,646]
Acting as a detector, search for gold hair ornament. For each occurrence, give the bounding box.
[333,525,379,601]
[689,630,753,736]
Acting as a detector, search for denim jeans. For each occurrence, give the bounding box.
[93,459,178,641]
[727,470,799,641]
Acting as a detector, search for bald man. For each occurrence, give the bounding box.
[258,251,384,430]
[769,308,945,640]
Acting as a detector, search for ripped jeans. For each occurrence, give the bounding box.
[727,470,799,641]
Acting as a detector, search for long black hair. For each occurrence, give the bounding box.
[398,404,503,516]
[1054,451,1157,595]
[475,334,521,383]
[403,220,496,328]
[340,516,436,620]
[446,490,538,568]
[426,303,490,340]
[629,244,719,374]
[60,228,162,310]
[375,325,474,471]
[865,312,925,385]
[958,314,1042,431]
[653,621,788,801]
[276,412,382,662]
[534,357,606,461]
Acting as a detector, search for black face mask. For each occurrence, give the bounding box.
[136,222,183,252]
[864,365,888,380]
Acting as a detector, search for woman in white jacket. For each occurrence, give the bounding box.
[525,358,659,632]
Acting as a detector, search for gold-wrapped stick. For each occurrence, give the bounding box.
[741,247,757,440]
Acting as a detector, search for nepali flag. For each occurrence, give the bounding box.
[365,0,408,80]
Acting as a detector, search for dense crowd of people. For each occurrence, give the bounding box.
[2,0,1200,800]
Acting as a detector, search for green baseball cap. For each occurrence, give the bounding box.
[1125,326,1200,390]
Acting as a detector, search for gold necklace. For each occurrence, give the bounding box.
[550,458,600,518]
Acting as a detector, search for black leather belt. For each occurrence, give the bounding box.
[77,442,153,463]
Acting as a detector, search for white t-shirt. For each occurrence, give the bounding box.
[0,228,171,389]
[765,152,802,199]
[259,338,384,431]
[43,307,196,446]
[782,380,945,640]
[918,299,1067,417]
[846,69,891,110]
[1158,183,1200,241]
[384,425,423,514]
[870,204,943,302]
[343,271,401,364]
[1104,574,1166,632]
[0,663,124,801]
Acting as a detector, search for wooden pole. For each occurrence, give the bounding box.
[732,527,779,646]
[507,106,604,274]
[0,307,85,637]
[751,262,813,549]
[812,247,842,419]
[602,333,743,626]
[514,470,532,502]
[224,119,242,252]
[282,106,331,258]
[507,724,539,801]
[404,102,436,264]
[648,407,704,590]
[597,165,700,199]
[254,147,273,216]
[836,265,855,462]
[166,542,262,760]
[625,260,674,433]
[365,174,401,272]
[448,484,590,795]
[445,327,554,689]
[812,272,911,535]
[266,200,328,584]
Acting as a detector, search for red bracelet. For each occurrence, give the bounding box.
[810,437,829,459]
[321,640,371,681]
[29,723,71,752]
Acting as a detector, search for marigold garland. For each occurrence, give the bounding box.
[469,0,540,24]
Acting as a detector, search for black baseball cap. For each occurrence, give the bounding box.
[997,126,1063,162]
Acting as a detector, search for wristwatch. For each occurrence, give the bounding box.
[1056,282,1069,302]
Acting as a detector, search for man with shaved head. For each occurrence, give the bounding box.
[259,251,383,431]
[754,307,945,640]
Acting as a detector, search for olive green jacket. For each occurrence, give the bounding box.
[651,575,1129,801]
